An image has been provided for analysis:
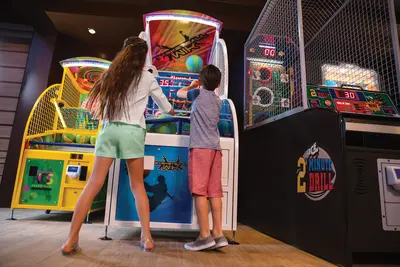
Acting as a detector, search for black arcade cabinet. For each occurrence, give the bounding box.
[240,0,400,266]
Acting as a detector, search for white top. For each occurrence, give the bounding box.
[103,70,172,129]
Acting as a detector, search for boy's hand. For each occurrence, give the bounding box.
[168,108,176,116]
[189,80,199,89]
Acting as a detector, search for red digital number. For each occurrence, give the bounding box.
[264,35,275,44]
[344,91,356,99]
[264,48,276,57]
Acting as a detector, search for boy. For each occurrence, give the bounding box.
[177,65,228,251]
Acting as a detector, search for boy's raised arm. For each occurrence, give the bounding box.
[177,80,199,99]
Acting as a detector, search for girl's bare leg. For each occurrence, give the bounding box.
[126,158,153,250]
[62,156,113,253]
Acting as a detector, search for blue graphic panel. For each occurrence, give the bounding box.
[115,145,192,223]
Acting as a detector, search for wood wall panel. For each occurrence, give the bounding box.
[0,67,25,83]
[0,41,30,53]
[0,139,10,151]
[0,51,29,68]
[0,126,12,138]
[0,82,21,97]
[0,112,15,125]
[0,98,18,111]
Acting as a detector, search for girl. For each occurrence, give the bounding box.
[61,36,174,254]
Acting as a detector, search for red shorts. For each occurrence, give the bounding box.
[188,148,223,198]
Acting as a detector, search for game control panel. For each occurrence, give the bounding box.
[307,85,399,117]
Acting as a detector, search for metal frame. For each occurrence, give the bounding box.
[388,0,400,100]
[244,0,400,130]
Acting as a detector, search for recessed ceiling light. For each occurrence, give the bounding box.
[88,28,96,34]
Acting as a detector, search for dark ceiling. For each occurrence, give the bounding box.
[7,0,400,47]
[42,0,266,45]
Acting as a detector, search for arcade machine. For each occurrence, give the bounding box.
[240,0,400,265]
[10,57,110,221]
[245,35,297,126]
[103,10,239,242]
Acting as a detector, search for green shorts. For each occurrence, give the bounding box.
[95,122,146,159]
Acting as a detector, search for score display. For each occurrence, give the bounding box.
[264,47,276,57]
[335,90,359,100]
[306,85,399,117]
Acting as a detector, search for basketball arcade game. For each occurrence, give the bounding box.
[245,34,298,127]
[10,57,110,220]
[240,0,400,266]
[103,10,239,241]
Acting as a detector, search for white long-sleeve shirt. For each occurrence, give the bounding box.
[103,70,171,129]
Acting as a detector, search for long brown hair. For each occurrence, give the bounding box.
[87,36,148,120]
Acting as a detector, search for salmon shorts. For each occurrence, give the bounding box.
[188,148,223,198]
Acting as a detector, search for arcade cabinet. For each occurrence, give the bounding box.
[240,0,400,266]
[103,10,239,242]
[10,57,110,221]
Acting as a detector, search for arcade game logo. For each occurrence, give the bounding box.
[297,143,336,201]
[155,156,187,171]
[153,31,209,62]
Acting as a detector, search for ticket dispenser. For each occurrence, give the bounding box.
[377,159,400,231]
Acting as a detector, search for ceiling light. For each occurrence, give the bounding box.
[88,28,96,34]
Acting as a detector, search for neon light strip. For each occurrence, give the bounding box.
[61,61,110,69]
[145,15,220,30]
[246,57,283,65]
[53,100,67,129]
[259,45,276,49]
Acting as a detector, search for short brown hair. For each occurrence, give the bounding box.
[199,64,221,91]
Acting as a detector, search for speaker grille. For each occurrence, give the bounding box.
[352,158,367,194]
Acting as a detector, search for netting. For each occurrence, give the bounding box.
[244,0,303,129]
[60,70,81,108]
[244,0,400,129]
[58,108,99,131]
[303,0,400,109]
[26,85,60,137]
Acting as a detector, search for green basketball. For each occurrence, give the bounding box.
[55,133,63,142]
[151,114,177,134]
[186,55,203,73]
[31,137,43,149]
[62,134,76,143]
[42,135,54,143]
[90,136,96,145]
[76,134,90,144]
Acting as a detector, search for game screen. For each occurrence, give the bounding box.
[147,11,220,73]
[245,34,297,126]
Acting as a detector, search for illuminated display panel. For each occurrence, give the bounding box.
[307,85,400,117]
[322,63,379,91]
[335,89,360,100]
[60,57,111,91]
[145,11,222,73]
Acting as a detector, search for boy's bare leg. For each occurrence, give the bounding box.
[209,197,223,237]
[184,194,216,251]
[194,194,211,239]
